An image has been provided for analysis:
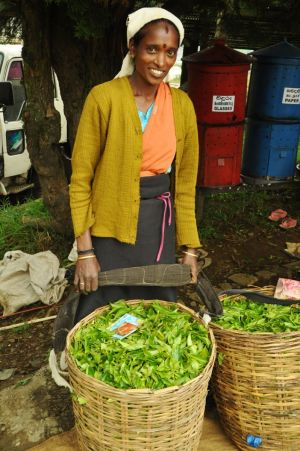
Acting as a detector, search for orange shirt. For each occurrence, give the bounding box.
[140,82,176,177]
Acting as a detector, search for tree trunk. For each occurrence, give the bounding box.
[50,1,134,148]
[20,0,134,235]
[21,0,72,234]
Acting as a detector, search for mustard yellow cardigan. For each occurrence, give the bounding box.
[70,77,201,248]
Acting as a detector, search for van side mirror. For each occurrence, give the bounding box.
[0,81,14,106]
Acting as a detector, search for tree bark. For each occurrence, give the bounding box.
[20,0,134,235]
[50,1,133,148]
[21,0,72,234]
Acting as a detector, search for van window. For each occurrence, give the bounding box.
[4,60,26,122]
[6,130,24,155]
[7,61,23,80]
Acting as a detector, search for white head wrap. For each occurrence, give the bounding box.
[115,7,184,81]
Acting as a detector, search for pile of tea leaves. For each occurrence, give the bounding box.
[213,296,300,333]
[69,301,212,390]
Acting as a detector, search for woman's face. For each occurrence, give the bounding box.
[130,22,179,87]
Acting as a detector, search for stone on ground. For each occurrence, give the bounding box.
[228,273,258,286]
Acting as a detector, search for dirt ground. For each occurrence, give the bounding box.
[0,183,299,449]
[205,214,300,288]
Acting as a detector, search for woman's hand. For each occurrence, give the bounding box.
[74,229,100,292]
[181,249,198,284]
[74,257,101,293]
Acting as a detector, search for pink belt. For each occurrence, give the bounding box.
[156,191,172,262]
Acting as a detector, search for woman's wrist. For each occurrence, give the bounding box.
[76,229,94,254]
[182,250,198,258]
[77,248,95,256]
[180,246,199,258]
[77,254,96,261]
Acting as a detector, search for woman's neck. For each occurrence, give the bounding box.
[129,73,160,102]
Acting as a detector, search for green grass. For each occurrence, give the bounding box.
[14,323,31,333]
[0,197,72,262]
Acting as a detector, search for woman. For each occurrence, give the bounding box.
[70,7,201,322]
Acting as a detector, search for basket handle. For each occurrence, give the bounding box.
[98,264,222,316]
[99,265,223,316]
[219,289,300,306]
[196,270,223,316]
[54,264,222,353]
[98,264,191,287]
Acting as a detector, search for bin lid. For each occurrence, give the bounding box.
[251,40,300,59]
[183,39,252,65]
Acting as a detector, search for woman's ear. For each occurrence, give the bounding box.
[128,38,136,58]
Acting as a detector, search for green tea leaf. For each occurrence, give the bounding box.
[70,301,212,390]
[213,297,300,333]
[14,378,32,388]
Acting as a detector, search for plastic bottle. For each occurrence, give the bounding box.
[246,434,263,448]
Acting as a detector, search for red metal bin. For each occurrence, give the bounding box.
[183,40,252,187]
[197,123,244,186]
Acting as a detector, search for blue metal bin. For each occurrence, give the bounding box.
[247,41,300,120]
[242,117,300,179]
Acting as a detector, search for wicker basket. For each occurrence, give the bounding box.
[211,287,300,451]
[66,300,216,451]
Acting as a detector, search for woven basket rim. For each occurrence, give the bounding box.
[66,299,216,395]
[211,288,300,337]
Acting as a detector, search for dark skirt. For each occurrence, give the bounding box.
[75,174,177,323]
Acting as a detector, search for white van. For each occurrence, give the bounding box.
[0,44,67,195]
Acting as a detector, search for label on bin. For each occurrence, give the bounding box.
[282,87,300,104]
[212,95,235,112]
